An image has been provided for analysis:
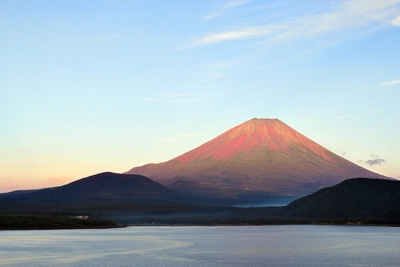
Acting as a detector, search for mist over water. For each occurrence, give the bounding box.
[1,225,400,267]
[232,196,299,207]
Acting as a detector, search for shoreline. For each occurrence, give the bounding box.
[0,215,119,231]
[2,214,400,230]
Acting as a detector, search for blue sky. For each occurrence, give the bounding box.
[1,0,400,192]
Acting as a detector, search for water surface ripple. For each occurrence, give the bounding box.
[1,225,399,266]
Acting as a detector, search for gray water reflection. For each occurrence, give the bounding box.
[1,225,400,266]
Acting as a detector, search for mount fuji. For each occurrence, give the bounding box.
[126,118,387,197]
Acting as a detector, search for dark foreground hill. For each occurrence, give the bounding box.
[2,175,400,226]
[89,177,400,225]
[0,172,190,214]
[284,178,400,222]
[126,118,387,198]
[106,178,400,225]
[35,172,175,199]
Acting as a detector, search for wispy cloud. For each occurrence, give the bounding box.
[336,114,349,119]
[392,15,400,25]
[160,133,198,143]
[364,154,387,166]
[194,0,400,46]
[194,26,280,45]
[380,79,400,86]
[366,158,386,166]
[204,0,252,20]
[162,93,204,97]
[146,92,220,103]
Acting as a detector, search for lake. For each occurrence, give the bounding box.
[1,225,399,266]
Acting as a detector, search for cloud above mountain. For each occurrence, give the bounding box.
[160,133,199,143]
[193,0,400,46]
[392,15,400,25]
[204,0,252,20]
[365,154,387,166]
[366,158,387,166]
[146,92,219,103]
[380,79,400,86]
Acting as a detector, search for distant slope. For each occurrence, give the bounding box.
[0,189,41,199]
[0,172,182,213]
[284,178,400,220]
[126,118,387,197]
[35,172,174,199]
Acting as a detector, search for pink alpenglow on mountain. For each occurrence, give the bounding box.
[126,118,387,197]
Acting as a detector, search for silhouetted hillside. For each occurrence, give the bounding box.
[2,174,400,226]
[0,172,186,214]
[284,178,400,220]
[36,172,174,199]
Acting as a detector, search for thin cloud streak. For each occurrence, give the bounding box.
[364,154,387,166]
[194,26,280,45]
[224,0,251,9]
[380,79,400,86]
[204,0,252,20]
[392,15,400,25]
[336,115,349,119]
[146,92,221,103]
[366,158,387,166]
[194,0,400,46]
[161,133,198,143]
[162,93,203,97]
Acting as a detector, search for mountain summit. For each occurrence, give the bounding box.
[174,118,335,163]
[126,118,386,197]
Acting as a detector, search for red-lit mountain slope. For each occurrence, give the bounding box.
[126,118,387,197]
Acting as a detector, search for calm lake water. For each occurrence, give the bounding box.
[1,225,399,266]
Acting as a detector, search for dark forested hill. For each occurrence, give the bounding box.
[0,172,185,214]
[34,172,175,199]
[2,175,400,226]
[284,178,400,220]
